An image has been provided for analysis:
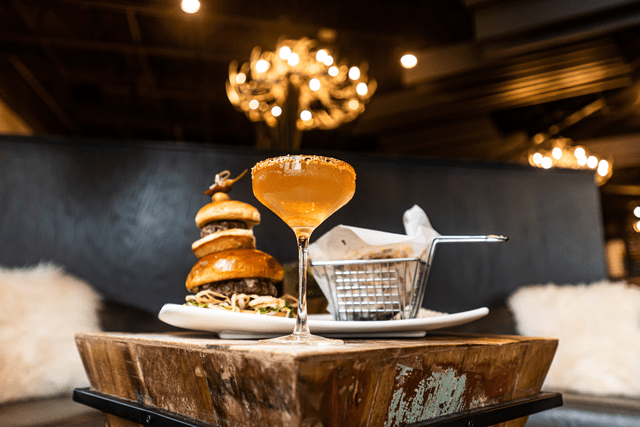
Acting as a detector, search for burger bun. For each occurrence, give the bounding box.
[192,228,256,258]
[195,200,260,229]
[186,249,284,293]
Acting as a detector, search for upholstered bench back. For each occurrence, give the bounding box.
[0,135,606,314]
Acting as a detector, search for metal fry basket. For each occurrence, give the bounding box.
[311,234,507,321]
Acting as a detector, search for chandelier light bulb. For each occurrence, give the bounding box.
[598,159,609,170]
[635,220,640,233]
[235,73,246,84]
[328,66,339,77]
[249,99,259,110]
[348,99,359,110]
[309,78,321,91]
[323,56,334,66]
[541,157,553,169]
[587,156,598,168]
[349,66,361,80]
[552,147,563,159]
[279,46,291,60]
[288,53,300,66]
[181,0,200,13]
[633,206,640,218]
[400,54,418,69]
[356,82,368,96]
[316,49,328,62]
[271,106,282,117]
[532,152,543,164]
[255,59,270,73]
[574,146,586,159]
[300,110,312,121]
[597,160,610,177]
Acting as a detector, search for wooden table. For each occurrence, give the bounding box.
[74,332,560,427]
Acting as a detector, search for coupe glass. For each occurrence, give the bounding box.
[252,155,356,345]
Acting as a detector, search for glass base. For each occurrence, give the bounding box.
[258,333,343,346]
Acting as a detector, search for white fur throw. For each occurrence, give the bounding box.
[0,263,102,403]
[508,281,640,398]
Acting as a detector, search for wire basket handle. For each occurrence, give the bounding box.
[426,234,507,263]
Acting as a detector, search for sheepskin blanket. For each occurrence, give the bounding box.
[0,263,102,403]
[508,281,640,398]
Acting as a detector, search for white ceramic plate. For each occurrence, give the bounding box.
[158,304,489,339]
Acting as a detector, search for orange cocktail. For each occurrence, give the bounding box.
[252,156,355,236]
[252,155,355,345]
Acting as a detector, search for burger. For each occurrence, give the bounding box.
[191,196,261,258]
[185,249,296,317]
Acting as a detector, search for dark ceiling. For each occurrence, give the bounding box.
[2,0,640,234]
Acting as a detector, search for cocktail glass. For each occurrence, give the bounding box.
[252,155,356,345]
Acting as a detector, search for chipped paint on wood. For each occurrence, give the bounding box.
[385,365,469,427]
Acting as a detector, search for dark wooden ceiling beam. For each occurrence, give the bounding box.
[7,54,78,133]
[0,30,239,63]
[100,84,227,104]
[355,37,634,136]
[13,0,410,45]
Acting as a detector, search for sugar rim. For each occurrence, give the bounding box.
[251,155,356,178]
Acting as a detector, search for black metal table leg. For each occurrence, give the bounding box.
[73,387,562,427]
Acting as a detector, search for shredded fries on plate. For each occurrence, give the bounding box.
[185,290,298,318]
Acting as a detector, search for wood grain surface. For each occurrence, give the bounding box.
[76,332,558,427]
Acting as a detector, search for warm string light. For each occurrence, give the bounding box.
[632,205,640,233]
[226,37,376,132]
[528,137,613,185]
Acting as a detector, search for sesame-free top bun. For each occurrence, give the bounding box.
[186,249,284,292]
[192,228,256,258]
[195,200,260,229]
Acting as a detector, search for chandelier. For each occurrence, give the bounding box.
[528,137,613,185]
[226,37,376,149]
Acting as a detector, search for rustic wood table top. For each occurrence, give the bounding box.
[75,331,558,427]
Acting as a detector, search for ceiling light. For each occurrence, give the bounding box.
[309,78,321,91]
[532,152,543,164]
[300,110,312,121]
[316,49,328,62]
[226,36,377,136]
[288,53,300,66]
[255,59,270,73]
[279,46,291,60]
[181,0,200,13]
[400,54,417,69]
[528,137,613,185]
[349,67,360,80]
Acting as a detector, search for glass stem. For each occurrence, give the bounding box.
[294,234,310,336]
